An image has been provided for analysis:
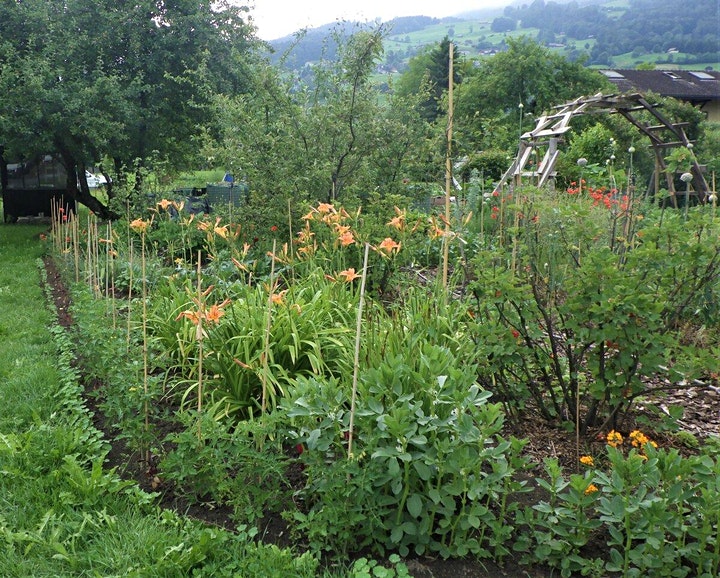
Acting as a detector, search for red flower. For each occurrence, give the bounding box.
[270,225,278,232]
[511,329,520,339]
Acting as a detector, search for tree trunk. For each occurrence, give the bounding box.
[57,147,118,220]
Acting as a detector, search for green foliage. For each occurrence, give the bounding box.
[349,555,412,578]
[468,198,720,430]
[0,0,257,218]
[517,441,720,577]
[281,341,529,559]
[514,458,604,577]
[160,411,290,524]
[453,37,606,151]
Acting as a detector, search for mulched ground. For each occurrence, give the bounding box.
[41,253,719,578]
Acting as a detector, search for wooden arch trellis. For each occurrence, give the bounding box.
[497,92,710,200]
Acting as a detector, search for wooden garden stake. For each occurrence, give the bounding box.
[347,242,370,461]
[261,239,277,416]
[141,227,150,463]
[73,212,80,283]
[195,252,206,441]
[442,42,454,290]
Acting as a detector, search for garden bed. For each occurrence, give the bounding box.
[42,251,720,578]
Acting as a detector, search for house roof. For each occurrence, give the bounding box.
[599,69,720,102]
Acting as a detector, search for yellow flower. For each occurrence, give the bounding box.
[606,430,623,448]
[338,268,361,282]
[579,455,595,467]
[584,484,599,495]
[629,430,651,448]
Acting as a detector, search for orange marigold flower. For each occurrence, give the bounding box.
[629,430,653,448]
[580,455,595,467]
[584,484,599,495]
[606,430,623,448]
[377,237,401,255]
[338,268,361,282]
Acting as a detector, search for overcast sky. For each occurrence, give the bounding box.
[249,0,509,40]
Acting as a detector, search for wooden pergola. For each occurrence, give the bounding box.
[498,92,710,200]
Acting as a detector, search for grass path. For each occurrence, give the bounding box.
[0,225,321,577]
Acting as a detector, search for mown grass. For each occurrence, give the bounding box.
[0,224,330,577]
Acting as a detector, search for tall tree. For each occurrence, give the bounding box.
[453,37,607,152]
[395,37,463,122]
[210,25,434,203]
[0,0,256,219]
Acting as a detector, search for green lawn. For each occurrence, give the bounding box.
[0,224,324,578]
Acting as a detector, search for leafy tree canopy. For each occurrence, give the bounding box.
[0,0,256,219]
[453,37,608,151]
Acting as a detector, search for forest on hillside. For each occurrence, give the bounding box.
[504,0,719,65]
[270,0,719,71]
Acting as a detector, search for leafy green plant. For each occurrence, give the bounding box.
[202,267,357,419]
[281,342,529,559]
[160,410,290,524]
[595,442,720,577]
[469,202,720,431]
[514,458,603,577]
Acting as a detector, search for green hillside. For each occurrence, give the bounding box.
[269,0,719,73]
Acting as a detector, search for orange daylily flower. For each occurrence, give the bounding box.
[176,309,201,325]
[157,199,173,211]
[387,206,406,230]
[338,268,361,282]
[271,290,287,305]
[337,230,356,247]
[377,237,401,255]
[130,218,149,234]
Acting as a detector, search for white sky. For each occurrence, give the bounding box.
[248,0,508,40]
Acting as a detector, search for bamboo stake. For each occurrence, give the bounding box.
[73,212,80,283]
[126,238,133,353]
[196,251,204,440]
[261,239,277,415]
[347,242,371,461]
[442,43,454,290]
[141,230,150,462]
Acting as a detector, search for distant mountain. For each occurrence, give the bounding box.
[267,0,719,72]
